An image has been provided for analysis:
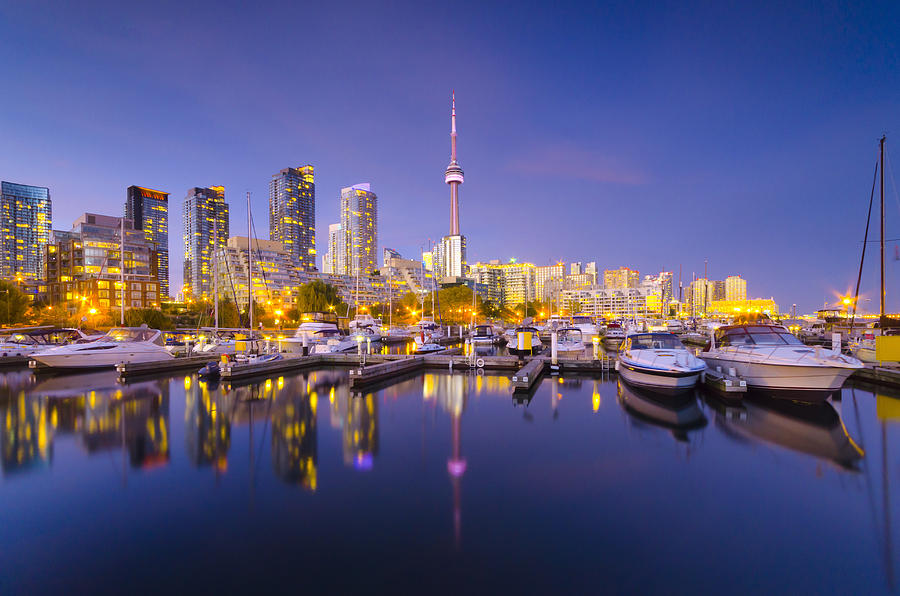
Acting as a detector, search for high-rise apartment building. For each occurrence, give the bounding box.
[182,186,229,300]
[604,266,640,289]
[269,165,316,271]
[43,213,159,310]
[340,183,377,276]
[323,223,344,275]
[215,237,301,312]
[570,262,582,275]
[126,186,169,298]
[535,263,566,301]
[725,275,747,301]
[382,247,401,268]
[434,235,467,279]
[0,181,51,280]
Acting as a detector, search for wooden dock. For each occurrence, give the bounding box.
[511,358,546,392]
[116,354,220,378]
[349,357,425,388]
[703,368,747,394]
[852,364,900,388]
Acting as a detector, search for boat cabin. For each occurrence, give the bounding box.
[714,325,804,347]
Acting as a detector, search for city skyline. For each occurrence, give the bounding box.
[2,2,899,312]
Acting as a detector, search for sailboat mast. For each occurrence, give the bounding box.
[247,191,253,335]
[880,135,886,318]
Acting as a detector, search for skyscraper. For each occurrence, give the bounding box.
[183,186,229,299]
[0,181,51,280]
[126,186,169,298]
[269,165,316,271]
[725,275,747,301]
[323,223,344,275]
[340,183,378,276]
[437,92,467,280]
[604,267,640,289]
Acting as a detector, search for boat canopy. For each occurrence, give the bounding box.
[626,333,684,350]
[104,327,162,344]
[716,325,804,347]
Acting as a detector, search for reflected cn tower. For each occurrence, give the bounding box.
[445,91,464,235]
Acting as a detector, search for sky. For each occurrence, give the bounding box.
[1,0,899,313]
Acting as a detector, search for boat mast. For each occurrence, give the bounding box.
[388,269,392,329]
[119,217,125,327]
[247,191,253,335]
[880,135,886,319]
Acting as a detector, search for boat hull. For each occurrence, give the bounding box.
[700,356,856,399]
[618,360,701,391]
[31,350,173,369]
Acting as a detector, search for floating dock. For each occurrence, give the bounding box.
[349,357,424,388]
[116,354,221,379]
[511,358,546,392]
[703,368,747,394]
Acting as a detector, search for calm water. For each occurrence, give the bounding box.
[1,365,898,594]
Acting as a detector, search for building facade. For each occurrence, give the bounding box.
[535,263,566,302]
[340,183,377,276]
[269,165,316,271]
[603,266,639,289]
[215,237,301,313]
[562,287,657,319]
[0,181,51,280]
[725,275,747,302]
[125,186,169,298]
[44,213,160,312]
[435,235,467,279]
[323,223,344,275]
[182,186,229,300]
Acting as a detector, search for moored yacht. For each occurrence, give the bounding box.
[505,326,543,355]
[471,324,499,345]
[30,326,174,370]
[602,322,626,350]
[571,315,600,339]
[700,324,863,401]
[556,327,585,354]
[616,332,706,391]
[349,313,383,341]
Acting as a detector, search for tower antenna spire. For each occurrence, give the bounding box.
[445,91,464,235]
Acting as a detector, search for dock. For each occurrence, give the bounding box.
[703,367,747,394]
[511,358,546,392]
[116,354,221,378]
[349,356,425,388]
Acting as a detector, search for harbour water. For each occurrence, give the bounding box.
[1,366,897,593]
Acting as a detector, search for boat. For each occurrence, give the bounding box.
[198,360,221,378]
[278,320,341,353]
[382,326,412,343]
[413,336,443,353]
[616,332,706,391]
[571,315,600,339]
[348,313,383,341]
[666,320,685,335]
[471,324,499,345]
[0,327,91,358]
[556,327,585,354]
[602,322,626,350]
[30,326,175,370]
[312,330,362,354]
[646,319,668,332]
[505,326,543,355]
[699,324,863,401]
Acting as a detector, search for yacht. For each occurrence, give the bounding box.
[556,327,585,354]
[0,327,90,358]
[616,332,706,391]
[30,326,174,370]
[505,326,543,355]
[278,317,340,353]
[413,335,444,353]
[414,316,444,341]
[571,315,600,339]
[666,320,685,335]
[700,324,863,401]
[471,324,499,345]
[313,330,362,354]
[349,313,383,341]
[602,322,626,350]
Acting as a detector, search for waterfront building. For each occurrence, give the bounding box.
[570,262,582,275]
[603,266,640,289]
[469,261,504,306]
[43,213,160,311]
[725,275,747,302]
[711,280,726,301]
[182,186,229,300]
[585,262,598,284]
[0,181,51,280]
[269,165,316,271]
[708,298,777,316]
[382,256,435,295]
[435,234,467,279]
[340,183,378,276]
[215,237,300,312]
[422,250,434,272]
[323,223,344,275]
[535,263,566,302]
[562,286,658,319]
[125,186,169,298]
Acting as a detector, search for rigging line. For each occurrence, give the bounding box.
[248,212,273,305]
[848,160,879,333]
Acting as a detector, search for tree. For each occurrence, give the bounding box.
[295,280,347,315]
[124,308,174,329]
[0,280,30,326]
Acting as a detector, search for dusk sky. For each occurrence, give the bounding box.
[2,0,899,313]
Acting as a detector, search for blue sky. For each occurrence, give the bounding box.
[1,0,899,312]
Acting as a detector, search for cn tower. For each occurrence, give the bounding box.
[444,91,464,235]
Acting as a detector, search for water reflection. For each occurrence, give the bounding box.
[617,379,707,441]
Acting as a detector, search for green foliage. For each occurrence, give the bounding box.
[295,281,347,314]
[124,307,174,330]
[0,280,31,326]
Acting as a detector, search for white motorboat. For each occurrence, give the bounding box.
[414,316,444,340]
[382,326,412,343]
[700,324,863,402]
[602,322,626,350]
[616,332,706,391]
[30,326,175,370]
[571,315,600,339]
[556,327,585,354]
[505,326,542,355]
[349,314,383,341]
[0,328,90,358]
[313,331,361,354]
[471,324,499,345]
[646,319,668,332]
[278,319,340,353]
[413,335,443,353]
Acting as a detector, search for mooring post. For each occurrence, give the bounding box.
[551,327,559,373]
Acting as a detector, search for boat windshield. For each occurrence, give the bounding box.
[628,333,683,350]
[572,316,593,325]
[104,328,158,343]
[719,326,804,346]
[475,326,492,335]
